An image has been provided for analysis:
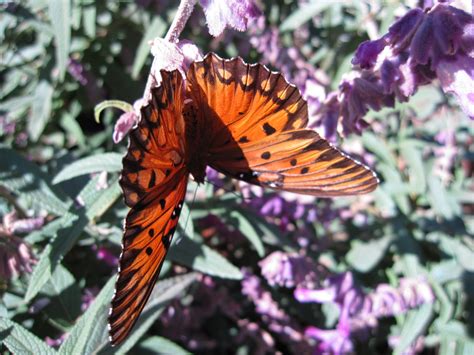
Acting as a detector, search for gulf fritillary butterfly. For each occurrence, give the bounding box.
[108,53,378,345]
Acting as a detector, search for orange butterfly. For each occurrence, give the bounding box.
[108,53,378,344]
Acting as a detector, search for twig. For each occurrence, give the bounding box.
[142,0,197,101]
[165,0,198,43]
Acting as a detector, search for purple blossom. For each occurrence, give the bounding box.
[241,272,312,353]
[295,272,434,353]
[67,58,88,85]
[94,245,118,268]
[113,111,138,144]
[0,115,16,136]
[161,275,241,351]
[81,287,99,312]
[67,57,105,103]
[235,319,275,355]
[259,251,323,288]
[313,4,474,139]
[433,125,457,183]
[305,325,353,355]
[199,0,261,37]
[436,54,474,118]
[3,211,44,234]
[0,211,41,281]
[45,333,68,348]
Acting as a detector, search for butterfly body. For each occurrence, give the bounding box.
[109,53,379,345]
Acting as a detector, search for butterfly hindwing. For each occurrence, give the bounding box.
[109,70,188,345]
[187,53,378,196]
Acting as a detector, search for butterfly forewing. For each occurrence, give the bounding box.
[109,71,188,345]
[187,53,378,196]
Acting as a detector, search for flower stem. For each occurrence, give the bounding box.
[165,0,197,43]
[142,0,197,101]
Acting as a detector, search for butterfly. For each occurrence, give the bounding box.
[108,53,378,345]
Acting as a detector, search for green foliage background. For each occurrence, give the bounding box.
[1,1,473,354]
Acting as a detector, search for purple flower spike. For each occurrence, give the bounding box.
[352,38,387,69]
[437,54,474,119]
[305,326,353,355]
[387,8,425,50]
[295,272,356,304]
[323,3,474,136]
[410,16,435,65]
[297,272,435,354]
[259,251,321,288]
[199,0,261,37]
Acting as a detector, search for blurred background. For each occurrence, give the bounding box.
[1,0,473,354]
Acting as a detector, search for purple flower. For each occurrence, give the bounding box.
[45,333,68,348]
[305,325,353,355]
[81,287,99,312]
[199,0,261,37]
[0,115,16,136]
[241,271,312,353]
[67,57,105,103]
[160,275,241,351]
[316,4,474,138]
[0,211,41,281]
[95,245,118,268]
[434,126,457,183]
[295,272,435,353]
[113,111,138,144]
[3,211,44,234]
[67,58,88,85]
[436,54,474,118]
[259,251,323,288]
[352,38,387,69]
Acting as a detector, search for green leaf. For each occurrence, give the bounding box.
[138,336,190,355]
[177,202,194,240]
[378,163,411,215]
[42,264,82,325]
[169,237,242,279]
[0,148,70,215]
[346,235,393,272]
[394,303,434,355]
[53,153,122,184]
[82,3,96,38]
[85,180,122,221]
[28,80,54,142]
[430,259,463,284]
[227,210,265,257]
[25,213,84,302]
[48,0,71,81]
[58,277,115,355]
[0,318,56,355]
[131,17,167,79]
[427,176,460,219]
[280,0,341,31]
[399,140,426,195]
[100,273,199,354]
[59,101,85,149]
[26,177,122,302]
[362,132,397,167]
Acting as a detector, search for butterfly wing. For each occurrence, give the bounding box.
[186,54,378,196]
[109,71,188,345]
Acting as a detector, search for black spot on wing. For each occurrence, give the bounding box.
[263,122,276,135]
